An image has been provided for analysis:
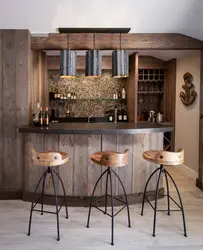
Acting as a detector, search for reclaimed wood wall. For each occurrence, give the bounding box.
[25,133,163,197]
[0,30,31,197]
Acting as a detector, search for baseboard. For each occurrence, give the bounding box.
[0,190,22,200]
[177,164,198,182]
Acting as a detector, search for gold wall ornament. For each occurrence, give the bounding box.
[180,72,197,106]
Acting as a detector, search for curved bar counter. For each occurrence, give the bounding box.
[19,123,173,206]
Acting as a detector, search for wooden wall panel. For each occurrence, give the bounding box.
[15,30,30,190]
[0,31,2,188]
[73,135,89,196]
[87,135,102,196]
[101,135,118,195]
[59,135,74,195]
[126,53,138,122]
[139,56,166,69]
[44,134,59,195]
[2,30,17,190]
[117,135,133,194]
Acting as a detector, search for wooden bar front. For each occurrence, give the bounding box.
[23,132,163,206]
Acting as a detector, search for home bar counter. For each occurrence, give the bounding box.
[19,123,173,206]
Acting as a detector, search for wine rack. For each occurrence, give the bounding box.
[137,68,165,120]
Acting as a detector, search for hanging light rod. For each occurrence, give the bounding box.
[58,27,131,33]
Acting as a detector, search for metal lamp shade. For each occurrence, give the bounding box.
[112,50,129,78]
[85,50,102,77]
[60,50,76,78]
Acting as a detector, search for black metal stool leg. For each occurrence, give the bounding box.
[152,166,163,237]
[164,169,170,215]
[141,166,162,216]
[164,169,187,237]
[41,171,48,215]
[49,167,60,241]
[86,168,108,228]
[52,169,69,219]
[109,168,114,246]
[28,170,48,236]
[104,170,109,214]
[111,169,131,228]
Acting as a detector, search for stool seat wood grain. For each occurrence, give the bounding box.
[32,149,69,167]
[91,149,129,168]
[143,148,184,166]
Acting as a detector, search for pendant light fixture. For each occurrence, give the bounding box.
[60,33,76,78]
[85,32,102,77]
[112,33,129,78]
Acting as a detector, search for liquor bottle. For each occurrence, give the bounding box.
[44,107,49,126]
[54,89,58,99]
[67,90,71,99]
[108,111,114,122]
[113,92,116,99]
[123,110,128,122]
[39,107,43,126]
[58,92,61,100]
[117,109,123,122]
[121,87,126,99]
[73,92,76,99]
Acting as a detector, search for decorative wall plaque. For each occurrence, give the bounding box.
[180,72,197,106]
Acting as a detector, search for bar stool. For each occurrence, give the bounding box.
[27,149,69,241]
[86,150,131,246]
[141,148,187,237]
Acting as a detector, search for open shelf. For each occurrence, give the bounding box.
[50,98,126,102]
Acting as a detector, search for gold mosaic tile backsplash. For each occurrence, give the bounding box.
[49,71,126,117]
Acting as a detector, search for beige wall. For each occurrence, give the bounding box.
[175,51,200,174]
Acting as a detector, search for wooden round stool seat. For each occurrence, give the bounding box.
[91,150,129,168]
[32,149,69,167]
[143,148,184,166]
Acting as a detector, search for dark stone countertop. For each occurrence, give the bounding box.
[19,122,173,135]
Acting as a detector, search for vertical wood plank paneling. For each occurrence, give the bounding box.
[126,53,138,122]
[117,135,133,195]
[15,30,30,191]
[133,134,149,193]
[24,134,45,192]
[73,135,88,196]
[2,30,17,190]
[44,134,59,195]
[58,135,74,196]
[87,135,102,196]
[0,30,2,188]
[101,135,117,195]
[42,53,49,109]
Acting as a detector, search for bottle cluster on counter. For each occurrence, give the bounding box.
[105,106,128,122]
[33,104,50,126]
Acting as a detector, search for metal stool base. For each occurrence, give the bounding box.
[27,167,69,241]
[141,165,187,237]
[86,167,131,246]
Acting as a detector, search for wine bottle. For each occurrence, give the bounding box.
[39,107,43,126]
[121,87,126,99]
[123,110,128,122]
[44,107,49,126]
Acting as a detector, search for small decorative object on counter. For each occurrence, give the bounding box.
[180,72,197,106]
[156,112,163,123]
[44,107,49,126]
[121,87,126,99]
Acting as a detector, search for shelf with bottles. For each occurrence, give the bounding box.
[138,69,165,81]
[50,98,127,102]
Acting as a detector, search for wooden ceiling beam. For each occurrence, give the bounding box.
[31,33,203,50]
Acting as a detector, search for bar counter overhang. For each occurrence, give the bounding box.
[19,123,173,206]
